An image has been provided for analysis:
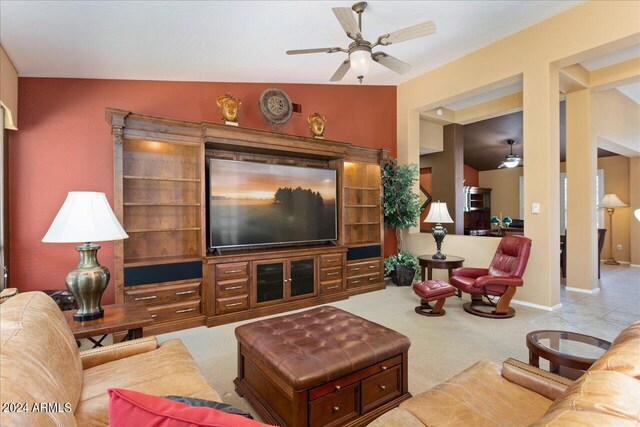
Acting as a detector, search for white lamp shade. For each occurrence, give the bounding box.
[635,208,640,222]
[350,50,370,78]
[424,201,454,223]
[600,193,627,208]
[43,192,128,243]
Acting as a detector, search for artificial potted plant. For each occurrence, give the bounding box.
[381,158,422,286]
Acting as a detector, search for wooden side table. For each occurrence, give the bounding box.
[64,303,153,348]
[418,255,465,296]
[526,330,611,379]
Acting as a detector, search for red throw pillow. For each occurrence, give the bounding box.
[108,388,273,427]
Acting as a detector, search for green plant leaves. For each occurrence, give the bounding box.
[381,158,422,231]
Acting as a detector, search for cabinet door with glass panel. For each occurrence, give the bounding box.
[252,257,317,307]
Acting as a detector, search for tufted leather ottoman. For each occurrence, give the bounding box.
[413,280,456,316]
[234,306,411,427]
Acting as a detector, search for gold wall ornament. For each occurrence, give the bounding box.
[308,112,327,139]
[216,94,241,126]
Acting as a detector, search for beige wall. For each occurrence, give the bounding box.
[397,1,640,308]
[592,89,640,156]
[419,120,444,154]
[478,167,523,219]
[0,45,18,130]
[599,155,631,262]
[630,157,640,266]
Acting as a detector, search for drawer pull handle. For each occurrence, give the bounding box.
[176,308,196,314]
[327,272,339,276]
[333,406,340,413]
[226,302,243,308]
[351,280,361,284]
[379,385,386,391]
[351,267,360,271]
[224,269,244,274]
[134,296,157,301]
[176,290,196,295]
[326,258,339,263]
[334,385,341,391]
[369,277,377,281]
[151,314,157,318]
[368,265,377,269]
[327,285,340,290]
[381,366,387,371]
[225,285,243,290]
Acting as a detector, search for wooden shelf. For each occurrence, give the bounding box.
[344,187,380,191]
[124,202,201,207]
[344,204,378,208]
[346,222,380,226]
[127,227,201,233]
[124,175,200,182]
[347,241,382,247]
[124,255,202,268]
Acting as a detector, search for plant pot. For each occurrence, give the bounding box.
[394,265,416,287]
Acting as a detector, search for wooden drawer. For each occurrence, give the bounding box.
[309,382,359,427]
[361,365,402,413]
[216,295,249,315]
[347,260,381,277]
[215,262,249,280]
[217,278,249,298]
[347,273,380,288]
[147,299,201,323]
[320,266,342,282]
[320,254,343,268]
[320,280,343,295]
[124,281,200,306]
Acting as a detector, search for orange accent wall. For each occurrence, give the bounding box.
[10,78,397,303]
[464,164,479,187]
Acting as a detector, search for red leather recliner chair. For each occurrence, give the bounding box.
[451,235,532,318]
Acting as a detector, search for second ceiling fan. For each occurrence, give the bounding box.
[286,2,436,84]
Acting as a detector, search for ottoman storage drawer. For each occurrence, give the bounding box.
[361,365,402,413]
[234,306,411,427]
[309,383,359,427]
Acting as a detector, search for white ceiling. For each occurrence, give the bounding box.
[581,44,640,71]
[0,0,581,85]
[444,81,523,110]
[618,82,640,105]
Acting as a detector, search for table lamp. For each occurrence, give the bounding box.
[599,193,627,266]
[43,192,128,321]
[424,201,454,260]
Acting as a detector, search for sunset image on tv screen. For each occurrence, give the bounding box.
[209,159,337,247]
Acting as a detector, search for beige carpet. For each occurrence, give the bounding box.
[159,264,638,419]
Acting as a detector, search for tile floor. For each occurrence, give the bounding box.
[160,263,639,417]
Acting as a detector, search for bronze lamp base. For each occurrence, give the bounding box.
[65,243,110,322]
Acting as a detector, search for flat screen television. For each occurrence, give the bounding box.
[208,159,337,249]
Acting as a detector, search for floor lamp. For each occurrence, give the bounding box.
[600,193,627,266]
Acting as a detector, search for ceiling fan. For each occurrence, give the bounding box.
[498,139,523,169]
[286,2,436,84]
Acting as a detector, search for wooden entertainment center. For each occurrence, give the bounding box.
[107,108,388,335]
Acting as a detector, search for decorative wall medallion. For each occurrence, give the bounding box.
[259,88,293,124]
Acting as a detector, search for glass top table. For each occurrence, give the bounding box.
[526,330,611,377]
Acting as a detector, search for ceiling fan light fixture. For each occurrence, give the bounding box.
[350,49,370,84]
[503,158,520,168]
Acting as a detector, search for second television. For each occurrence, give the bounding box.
[209,159,337,249]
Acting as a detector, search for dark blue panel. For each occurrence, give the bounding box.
[124,261,202,287]
[347,245,382,261]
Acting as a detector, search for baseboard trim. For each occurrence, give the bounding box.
[630,264,640,268]
[600,259,630,264]
[511,300,562,311]
[565,286,601,294]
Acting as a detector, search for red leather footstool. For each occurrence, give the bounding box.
[413,280,457,316]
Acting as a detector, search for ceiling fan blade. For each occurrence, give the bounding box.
[378,21,436,46]
[332,7,362,40]
[330,59,351,82]
[286,47,344,55]
[498,163,506,169]
[372,52,411,74]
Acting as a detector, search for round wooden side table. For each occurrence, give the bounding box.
[418,255,465,296]
[526,330,611,379]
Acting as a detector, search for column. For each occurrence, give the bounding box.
[565,89,598,291]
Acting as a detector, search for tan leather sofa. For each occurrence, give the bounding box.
[370,320,640,426]
[0,292,221,426]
